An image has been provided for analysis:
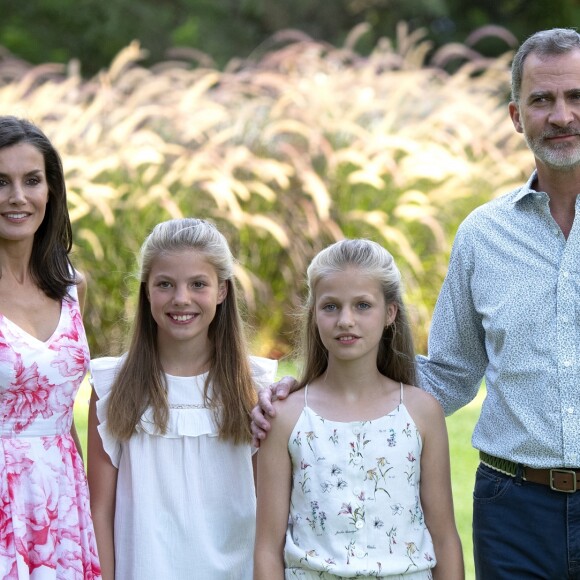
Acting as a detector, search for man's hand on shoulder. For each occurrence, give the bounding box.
[251,376,297,447]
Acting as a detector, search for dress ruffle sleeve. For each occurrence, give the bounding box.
[90,356,125,468]
[249,355,278,390]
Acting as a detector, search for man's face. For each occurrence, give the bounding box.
[509,48,580,171]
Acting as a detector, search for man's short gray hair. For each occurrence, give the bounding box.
[511,28,580,103]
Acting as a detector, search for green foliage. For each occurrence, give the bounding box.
[446,392,482,580]
[0,1,578,76]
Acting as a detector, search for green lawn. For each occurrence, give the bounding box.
[446,392,482,580]
[73,378,91,455]
[74,372,483,580]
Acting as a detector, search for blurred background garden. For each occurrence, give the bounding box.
[2,2,578,578]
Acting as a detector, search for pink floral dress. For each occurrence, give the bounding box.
[0,287,101,579]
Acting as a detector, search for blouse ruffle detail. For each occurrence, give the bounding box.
[136,405,218,439]
[90,355,277,468]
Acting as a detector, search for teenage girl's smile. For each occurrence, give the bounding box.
[335,333,361,345]
[168,312,198,323]
[147,249,227,349]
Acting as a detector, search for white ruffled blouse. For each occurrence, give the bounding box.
[90,355,277,580]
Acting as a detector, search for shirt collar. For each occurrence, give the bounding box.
[512,171,540,204]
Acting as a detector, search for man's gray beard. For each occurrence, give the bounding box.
[524,131,580,171]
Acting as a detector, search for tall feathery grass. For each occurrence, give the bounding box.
[0,24,533,356]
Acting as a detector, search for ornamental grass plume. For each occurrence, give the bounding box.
[0,24,528,355]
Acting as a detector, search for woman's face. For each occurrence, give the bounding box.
[0,143,49,244]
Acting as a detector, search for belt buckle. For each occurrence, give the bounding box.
[550,469,577,493]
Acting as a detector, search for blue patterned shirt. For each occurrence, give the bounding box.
[417,172,580,469]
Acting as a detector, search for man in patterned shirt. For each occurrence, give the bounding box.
[252,28,580,578]
[415,27,580,578]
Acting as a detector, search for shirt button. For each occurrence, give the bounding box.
[567,407,574,414]
[353,426,362,435]
[353,487,362,496]
[355,520,364,529]
[355,548,365,558]
[352,457,362,465]
[563,271,570,278]
[563,361,573,367]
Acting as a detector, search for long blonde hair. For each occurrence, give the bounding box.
[107,218,255,443]
[297,238,416,388]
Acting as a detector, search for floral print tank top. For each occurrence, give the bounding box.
[285,383,436,577]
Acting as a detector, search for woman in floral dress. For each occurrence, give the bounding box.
[0,116,101,579]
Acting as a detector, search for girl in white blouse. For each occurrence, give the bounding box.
[87,218,276,580]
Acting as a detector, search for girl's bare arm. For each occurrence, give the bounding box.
[410,388,465,580]
[87,389,118,580]
[254,395,301,579]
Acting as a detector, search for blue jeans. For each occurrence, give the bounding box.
[473,463,580,579]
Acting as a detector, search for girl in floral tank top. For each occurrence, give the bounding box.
[255,239,464,579]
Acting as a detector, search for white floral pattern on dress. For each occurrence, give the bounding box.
[285,386,435,578]
[0,289,101,579]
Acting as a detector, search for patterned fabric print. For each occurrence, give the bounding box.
[284,568,432,579]
[0,291,101,579]
[417,171,580,469]
[285,403,435,577]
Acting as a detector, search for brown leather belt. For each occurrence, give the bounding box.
[480,451,580,493]
[524,467,579,492]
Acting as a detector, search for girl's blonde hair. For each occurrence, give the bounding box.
[107,218,255,443]
[297,238,416,388]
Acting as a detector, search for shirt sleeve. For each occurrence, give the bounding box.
[416,219,488,415]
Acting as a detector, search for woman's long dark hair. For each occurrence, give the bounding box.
[0,116,75,298]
